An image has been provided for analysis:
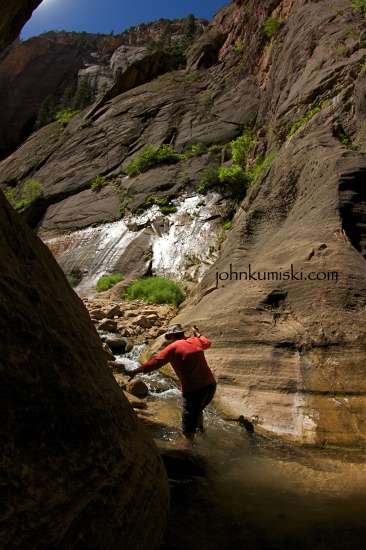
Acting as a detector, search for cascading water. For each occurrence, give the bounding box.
[44,191,227,293]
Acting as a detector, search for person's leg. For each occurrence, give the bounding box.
[182,383,217,438]
[197,383,217,432]
[181,390,205,441]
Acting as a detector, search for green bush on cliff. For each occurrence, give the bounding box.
[246,154,277,188]
[263,17,283,38]
[56,109,80,128]
[351,0,366,17]
[91,175,108,191]
[124,144,180,176]
[231,129,255,168]
[218,165,248,195]
[14,180,44,210]
[286,100,330,139]
[123,276,185,307]
[5,187,17,206]
[97,274,123,292]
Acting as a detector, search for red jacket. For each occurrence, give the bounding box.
[138,336,215,394]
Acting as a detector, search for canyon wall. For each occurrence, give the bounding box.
[0,2,170,549]
[0,0,365,447]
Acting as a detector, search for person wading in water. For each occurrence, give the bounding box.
[120,323,216,444]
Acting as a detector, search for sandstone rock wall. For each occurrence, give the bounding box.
[0,3,170,547]
[0,184,170,549]
[0,37,85,159]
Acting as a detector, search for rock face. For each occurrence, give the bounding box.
[1,0,366,448]
[0,0,42,52]
[0,37,85,159]
[0,186,170,548]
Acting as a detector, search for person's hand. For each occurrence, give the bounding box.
[108,361,137,380]
[191,325,200,337]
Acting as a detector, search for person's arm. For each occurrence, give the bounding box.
[191,325,211,350]
[114,345,174,380]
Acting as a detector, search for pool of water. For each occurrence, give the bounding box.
[120,348,366,550]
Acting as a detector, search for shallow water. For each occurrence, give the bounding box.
[121,348,366,550]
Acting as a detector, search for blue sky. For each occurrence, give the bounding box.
[21,0,228,39]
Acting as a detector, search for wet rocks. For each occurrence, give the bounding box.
[127,378,149,398]
[98,318,118,331]
[83,298,177,346]
[105,336,127,351]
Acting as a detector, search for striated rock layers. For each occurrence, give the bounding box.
[176,120,366,448]
[0,0,366,447]
[0,185,170,548]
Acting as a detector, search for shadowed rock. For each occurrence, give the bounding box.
[0,187,170,548]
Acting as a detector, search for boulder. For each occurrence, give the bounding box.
[0,186,169,548]
[123,391,148,409]
[98,319,118,331]
[90,309,105,320]
[127,378,149,398]
[105,336,127,350]
[132,315,152,329]
[105,304,121,318]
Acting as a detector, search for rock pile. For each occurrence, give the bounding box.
[83,298,177,346]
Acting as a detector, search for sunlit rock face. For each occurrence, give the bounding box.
[176,123,366,449]
[0,188,170,548]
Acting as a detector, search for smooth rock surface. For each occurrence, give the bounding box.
[0,186,169,548]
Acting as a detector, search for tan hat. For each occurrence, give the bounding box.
[165,323,186,340]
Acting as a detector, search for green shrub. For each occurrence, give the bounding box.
[5,187,16,206]
[15,179,44,209]
[234,44,243,52]
[202,91,213,106]
[22,179,44,202]
[263,16,283,38]
[180,172,191,184]
[351,0,366,16]
[185,73,201,82]
[191,142,207,156]
[286,100,330,139]
[231,129,255,168]
[67,274,78,287]
[123,276,185,307]
[247,154,277,188]
[56,109,80,128]
[124,144,180,176]
[91,175,108,191]
[97,274,123,292]
[219,166,247,194]
[160,205,177,214]
[198,163,220,193]
[222,220,232,230]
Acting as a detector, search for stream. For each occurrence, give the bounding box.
[119,345,366,550]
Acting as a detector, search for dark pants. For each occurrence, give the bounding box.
[181,383,217,433]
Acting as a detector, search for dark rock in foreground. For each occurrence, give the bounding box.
[0,186,170,548]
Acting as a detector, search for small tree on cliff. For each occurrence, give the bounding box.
[71,76,97,111]
[159,22,172,48]
[35,94,57,130]
[184,14,197,41]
